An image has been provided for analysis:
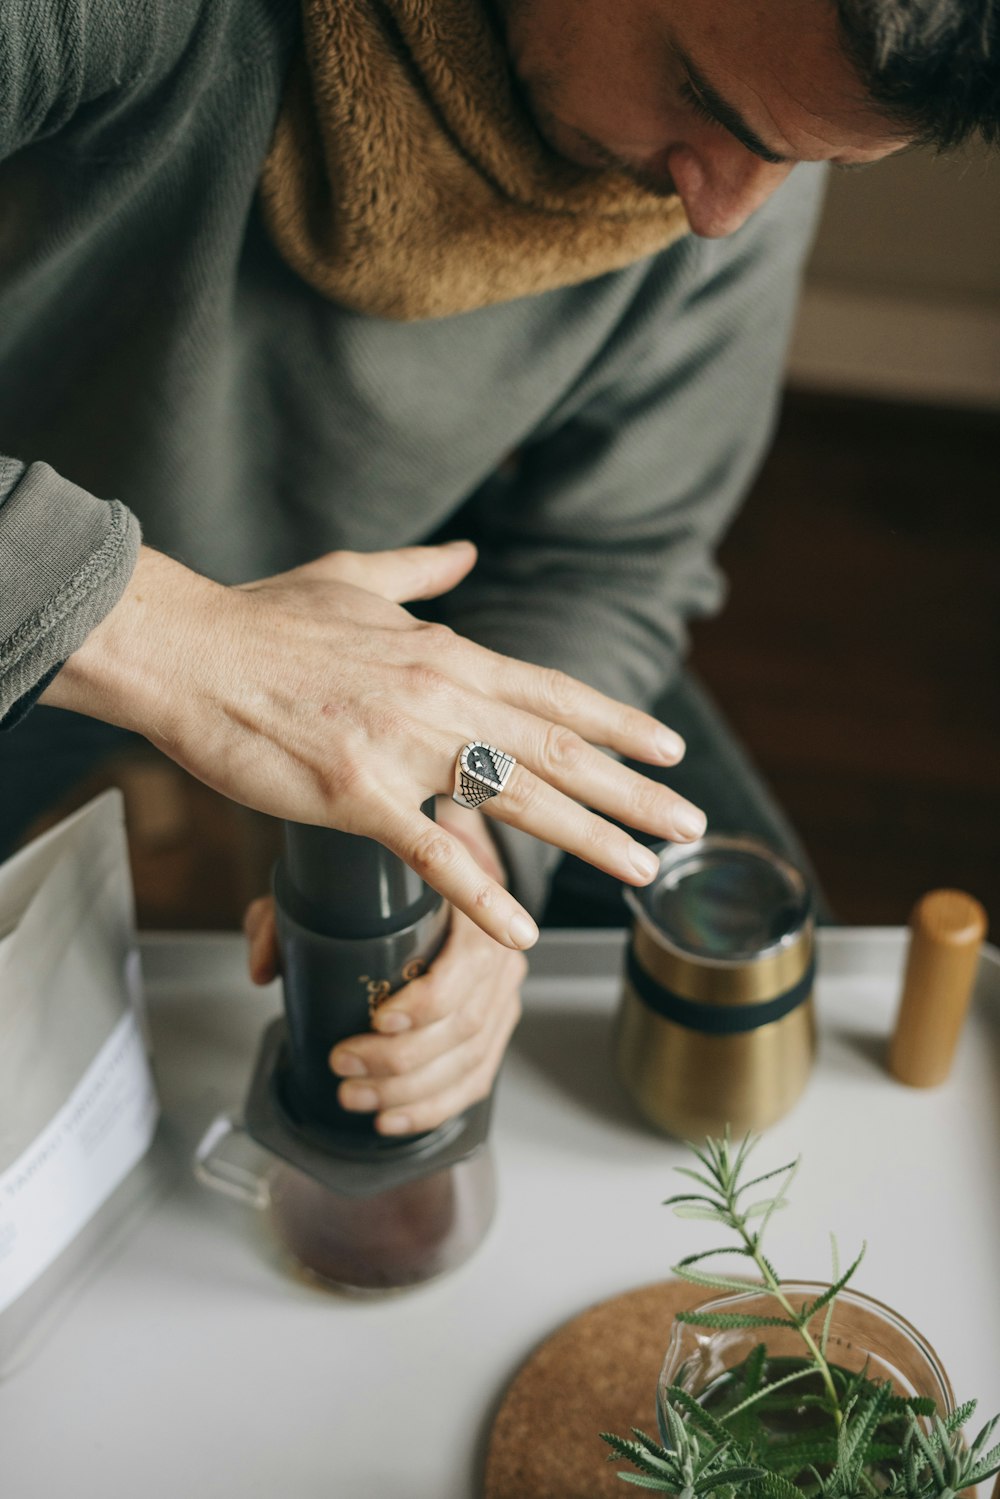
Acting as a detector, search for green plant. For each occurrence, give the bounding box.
[601,1133,1000,1498]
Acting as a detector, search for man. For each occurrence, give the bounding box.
[1,0,995,1135]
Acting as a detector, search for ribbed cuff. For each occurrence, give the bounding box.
[0,462,142,726]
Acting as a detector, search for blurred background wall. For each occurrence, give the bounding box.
[789,141,1000,408]
[691,139,999,926]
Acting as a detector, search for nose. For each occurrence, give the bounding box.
[666,141,792,237]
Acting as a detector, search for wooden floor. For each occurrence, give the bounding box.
[30,392,999,934]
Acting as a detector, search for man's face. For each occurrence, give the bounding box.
[495,0,909,236]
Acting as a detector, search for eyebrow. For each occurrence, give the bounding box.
[678,49,791,166]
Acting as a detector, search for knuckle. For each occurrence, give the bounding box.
[577,813,610,860]
[403,661,452,700]
[467,880,499,916]
[536,665,581,716]
[380,1042,415,1078]
[315,755,371,808]
[455,1003,484,1043]
[499,767,536,815]
[627,775,663,823]
[538,666,582,719]
[407,987,442,1026]
[408,828,459,881]
[360,698,404,742]
[415,621,458,659]
[541,722,586,774]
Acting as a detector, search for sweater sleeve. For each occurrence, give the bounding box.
[434,166,827,916]
[1,0,237,161]
[0,1,137,156]
[0,460,141,727]
[0,4,169,725]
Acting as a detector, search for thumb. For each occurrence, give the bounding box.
[310,540,477,603]
[242,895,280,985]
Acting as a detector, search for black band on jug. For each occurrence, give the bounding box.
[626,947,815,1035]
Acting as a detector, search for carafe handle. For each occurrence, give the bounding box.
[193,1113,271,1210]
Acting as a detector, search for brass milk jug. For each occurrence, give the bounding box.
[616,835,816,1139]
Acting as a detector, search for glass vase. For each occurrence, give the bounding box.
[659,1281,954,1429]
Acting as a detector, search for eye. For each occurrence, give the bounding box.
[680,78,718,129]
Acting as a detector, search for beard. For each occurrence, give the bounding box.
[489,0,678,197]
[514,73,678,196]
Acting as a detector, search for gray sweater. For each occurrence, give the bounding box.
[0,0,824,910]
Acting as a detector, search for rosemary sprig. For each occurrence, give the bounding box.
[598,1133,1000,1499]
[665,1130,865,1422]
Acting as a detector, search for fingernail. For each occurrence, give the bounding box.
[508,912,539,949]
[342,1085,378,1111]
[674,806,707,841]
[379,1113,413,1135]
[375,1012,412,1034]
[330,1051,368,1077]
[657,728,685,761]
[629,843,661,881]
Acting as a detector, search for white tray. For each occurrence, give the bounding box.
[4,927,999,1498]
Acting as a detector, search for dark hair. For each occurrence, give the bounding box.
[835,0,999,147]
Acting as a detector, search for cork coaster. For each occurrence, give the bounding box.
[483,1279,708,1499]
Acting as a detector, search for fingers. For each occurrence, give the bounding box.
[441,639,687,769]
[363,1004,518,1136]
[329,912,525,1134]
[482,754,705,876]
[369,912,527,1038]
[243,895,279,984]
[333,1007,515,1129]
[481,766,666,884]
[375,803,538,950]
[425,695,703,856]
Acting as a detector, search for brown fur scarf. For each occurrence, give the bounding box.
[260,0,689,320]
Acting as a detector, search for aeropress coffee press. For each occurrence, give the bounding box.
[195,803,496,1292]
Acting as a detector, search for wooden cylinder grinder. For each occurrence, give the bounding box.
[887,890,988,1087]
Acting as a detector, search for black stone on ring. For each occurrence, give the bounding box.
[452,741,517,810]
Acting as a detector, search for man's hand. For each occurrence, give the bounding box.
[43,541,705,949]
[243,798,524,1135]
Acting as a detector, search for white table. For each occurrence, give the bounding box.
[4,928,999,1498]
